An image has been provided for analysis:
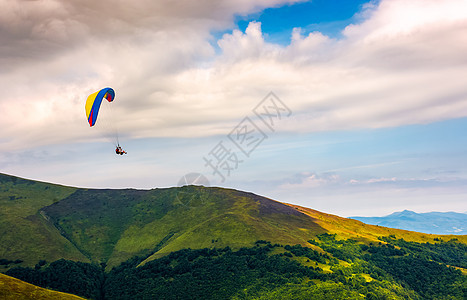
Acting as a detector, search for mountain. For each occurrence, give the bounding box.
[0,173,87,266]
[0,273,85,299]
[1,172,465,270]
[40,186,329,268]
[350,210,467,235]
[1,173,466,299]
[1,172,466,269]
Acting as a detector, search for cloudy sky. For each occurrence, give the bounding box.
[1,0,467,217]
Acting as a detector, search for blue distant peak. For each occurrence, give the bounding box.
[350,210,467,235]
[387,210,416,217]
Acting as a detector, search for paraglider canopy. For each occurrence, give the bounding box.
[85,87,125,154]
[85,87,115,127]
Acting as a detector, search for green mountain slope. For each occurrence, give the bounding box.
[0,273,85,300]
[1,172,465,271]
[41,186,327,268]
[2,173,466,299]
[0,174,88,266]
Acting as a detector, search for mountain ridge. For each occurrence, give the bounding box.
[1,172,465,271]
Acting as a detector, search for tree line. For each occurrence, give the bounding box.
[4,238,466,299]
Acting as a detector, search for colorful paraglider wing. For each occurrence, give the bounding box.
[85,87,115,127]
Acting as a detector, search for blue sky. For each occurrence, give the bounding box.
[1,0,467,217]
[236,0,374,41]
[211,0,373,49]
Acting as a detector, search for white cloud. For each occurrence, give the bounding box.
[1,0,467,153]
[352,177,397,184]
[170,0,467,137]
[277,172,341,189]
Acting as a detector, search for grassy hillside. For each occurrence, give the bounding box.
[38,184,467,268]
[2,173,466,299]
[1,172,465,272]
[0,174,88,267]
[0,273,85,300]
[42,186,327,268]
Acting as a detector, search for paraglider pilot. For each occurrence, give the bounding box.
[116,146,127,155]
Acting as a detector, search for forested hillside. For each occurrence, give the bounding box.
[6,237,466,299]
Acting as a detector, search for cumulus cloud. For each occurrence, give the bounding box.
[0,0,300,149]
[217,0,467,128]
[277,172,341,189]
[168,0,467,134]
[1,0,467,151]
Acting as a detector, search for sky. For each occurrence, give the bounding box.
[1,0,467,217]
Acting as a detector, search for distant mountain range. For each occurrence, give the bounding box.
[350,210,467,235]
